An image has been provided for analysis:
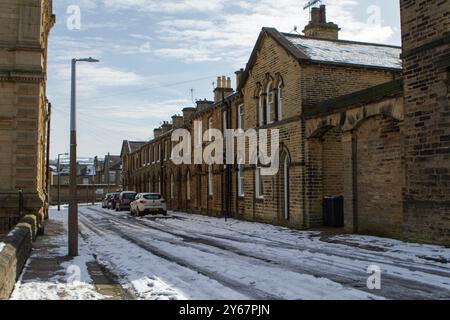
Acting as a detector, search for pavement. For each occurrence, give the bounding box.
[10,210,131,300]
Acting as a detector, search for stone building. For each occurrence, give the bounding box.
[122,3,449,245]
[94,154,122,189]
[0,0,55,236]
[400,0,450,244]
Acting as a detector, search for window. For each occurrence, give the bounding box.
[266,81,273,124]
[255,167,264,199]
[157,174,161,193]
[208,117,213,141]
[157,144,161,162]
[258,90,264,126]
[223,110,227,131]
[238,165,245,197]
[152,146,155,163]
[208,165,213,196]
[238,104,244,129]
[186,171,191,201]
[165,140,169,160]
[170,174,175,199]
[277,83,283,121]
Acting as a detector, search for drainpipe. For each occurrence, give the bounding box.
[45,102,52,220]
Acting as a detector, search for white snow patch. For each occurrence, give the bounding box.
[0,242,5,253]
[285,35,402,69]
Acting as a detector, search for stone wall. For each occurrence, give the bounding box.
[0,214,37,299]
[400,0,450,245]
[356,116,403,237]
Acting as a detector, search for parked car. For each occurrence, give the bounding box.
[116,191,138,212]
[107,193,120,209]
[110,193,121,210]
[102,194,113,208]
[130,193,167,216]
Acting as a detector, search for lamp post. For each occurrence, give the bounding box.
[57,152,68,211]
[69,57,99,257]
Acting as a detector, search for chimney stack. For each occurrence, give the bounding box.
[161,121,173,133]
[172,115,184,128]
[214,75,234,103]
[303,5,340,40]
[235,68,244,89]
[196,99,213,113]
[182,107,196,122]
[154,128,162,139]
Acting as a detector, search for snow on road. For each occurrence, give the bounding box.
[77,206,450,300]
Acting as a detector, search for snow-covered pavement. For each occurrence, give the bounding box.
[76,205,450,300]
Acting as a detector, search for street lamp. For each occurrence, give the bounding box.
[57,152,68,212]
[69,57,99,257]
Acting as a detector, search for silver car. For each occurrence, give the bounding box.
[130,193,167,216]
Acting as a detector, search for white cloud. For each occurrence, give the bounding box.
[102,0,226,13]
[154,0,397,65]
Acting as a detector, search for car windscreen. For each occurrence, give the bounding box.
[123,193,137,199]
[143,194,162,200]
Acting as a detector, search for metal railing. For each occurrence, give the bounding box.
[0,190,25,239]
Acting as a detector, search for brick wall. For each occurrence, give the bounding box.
[401,0,450,245]
[301,64,398,108]
[322,128,344,197]
[356,116,403,238]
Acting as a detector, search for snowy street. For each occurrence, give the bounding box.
[78,206,450,300]
[11,206,450,300]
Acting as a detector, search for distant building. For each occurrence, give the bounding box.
[49,155,122,205]
[0,0,55,235]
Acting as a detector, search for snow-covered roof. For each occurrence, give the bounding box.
[283,33,402,70]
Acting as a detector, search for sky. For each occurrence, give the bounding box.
[48,0,401,159]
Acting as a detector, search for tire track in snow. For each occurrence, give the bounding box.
[84,207,450,300]
[81,207,280,300]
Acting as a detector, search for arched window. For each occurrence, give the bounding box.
[186,171,191,201]
[277,83,283,121]
[170,174,175,199]
[258,89,264,126]
[266,81,273,124]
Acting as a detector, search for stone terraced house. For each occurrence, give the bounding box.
[122,3,450,246]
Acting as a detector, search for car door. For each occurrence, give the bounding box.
[130,194,137,213]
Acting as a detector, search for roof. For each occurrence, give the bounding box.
[239,28,402,90]
[304,79,404,118]
[282,33,402,70]
[105,155,121,171]
[120,140,147,157]
[128,141,146,153]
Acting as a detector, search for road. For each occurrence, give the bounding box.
[77,205,450,300]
